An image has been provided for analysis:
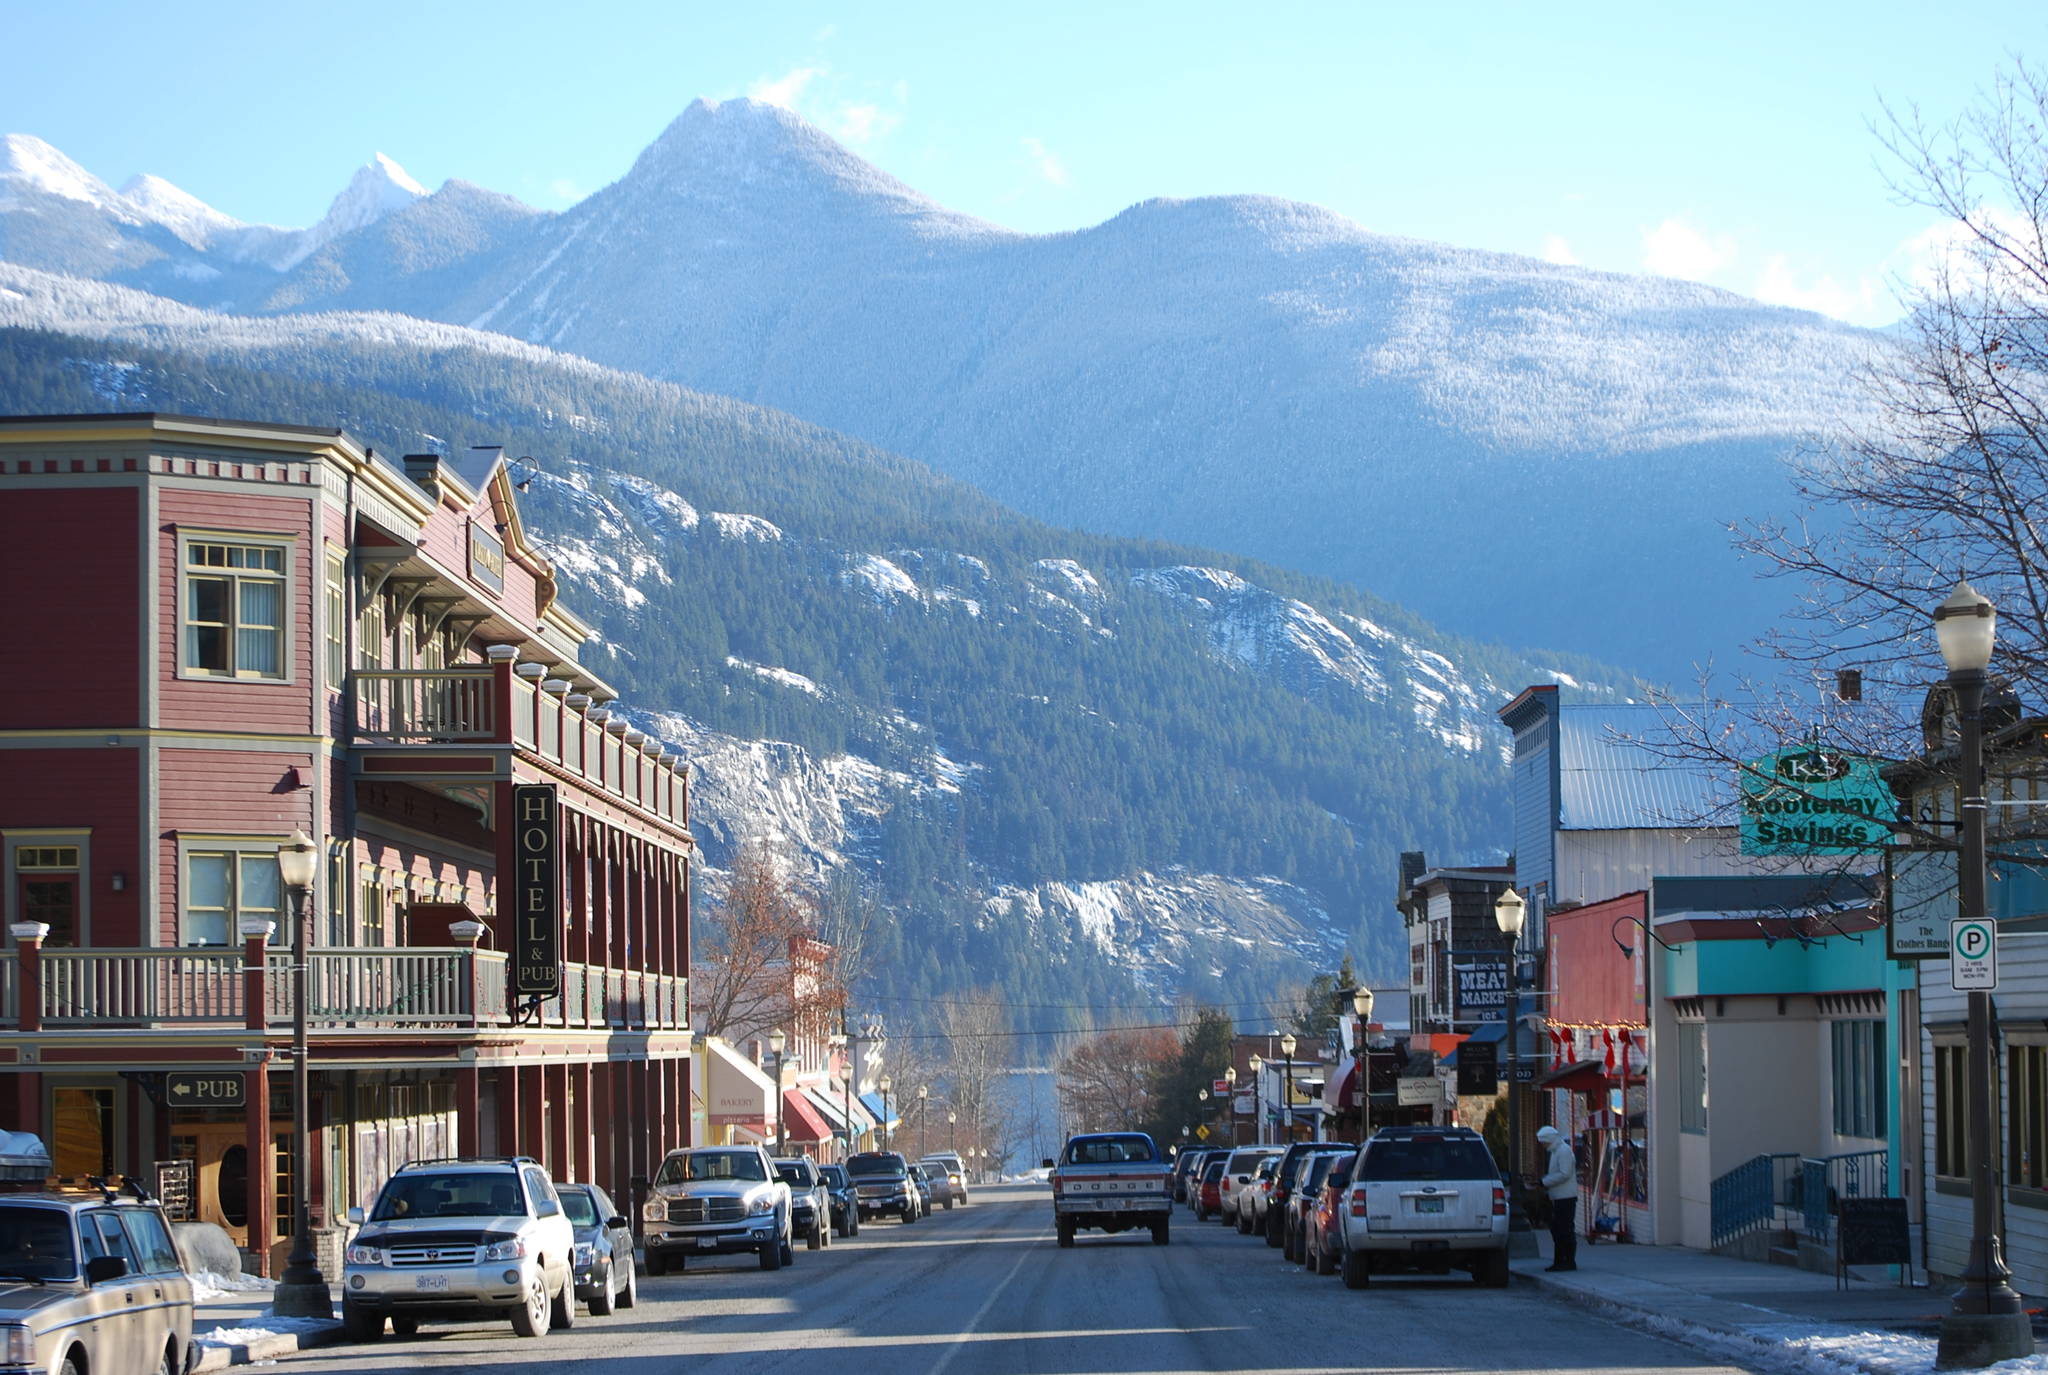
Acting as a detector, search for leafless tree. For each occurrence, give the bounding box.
[692,838,822,1041]
[1056,1026,1178,1133]
[935,989,1013,1169]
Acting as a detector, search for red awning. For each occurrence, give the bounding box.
[781,1088,833,1144]
[1534,1060,1611,1095]
[1325,1057,1360,1111]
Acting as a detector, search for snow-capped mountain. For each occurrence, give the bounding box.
[0,103,1887,676]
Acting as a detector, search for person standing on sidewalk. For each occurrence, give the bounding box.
[1537,1125,1578,1271]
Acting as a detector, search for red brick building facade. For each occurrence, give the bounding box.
[0,413,692,1272]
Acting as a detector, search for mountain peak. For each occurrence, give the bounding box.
[274,152,429,269]
[118,172,241,246]
[0,133,122,213]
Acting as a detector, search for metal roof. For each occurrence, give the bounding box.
[1558,705,1724,831]
[1651,872,1878,920]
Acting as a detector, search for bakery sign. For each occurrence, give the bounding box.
[511,784,561,997]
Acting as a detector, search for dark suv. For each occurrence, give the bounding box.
[774,1157,833,1250]
[846,1152,919,1223]
[817,1163,860,1238]
[1265,1141,1353,1248]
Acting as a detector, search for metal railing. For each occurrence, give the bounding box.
[1709,1152,1803,1250]
[1798,1150,1889,1242]
[351,668,496,742]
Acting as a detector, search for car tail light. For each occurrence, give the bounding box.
[1349,1190,1367,1217]
[1051,1177,1064,1198]
[1492,1186,1507,1216]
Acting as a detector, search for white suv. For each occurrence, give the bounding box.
[342,1156,577,1340]
[1337,1126,1509,1288]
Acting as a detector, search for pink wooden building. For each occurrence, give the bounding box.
[0,413,693,1273]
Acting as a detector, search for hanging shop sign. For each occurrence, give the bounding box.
[511,783,562,997]
[1455,1040,1499,1097]
[1887,846,1953,959]
[1451,952,1508,1023]
[467,519,506,596]
[1740,747,1892,855]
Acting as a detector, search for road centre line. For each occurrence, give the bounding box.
[923,1215,1046,1375]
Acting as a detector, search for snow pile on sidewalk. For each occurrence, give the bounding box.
[197,1316,335,1347]
[190,1270,276,1302]
[1764,1324,2048,1375]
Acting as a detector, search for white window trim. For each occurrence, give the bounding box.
[175,529,297,685]
[175,834,290,949]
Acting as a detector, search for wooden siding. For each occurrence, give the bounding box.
[1550,893,1647,1029]
[0,746,144,945]
[1920,932,2048,1290]
[1553,829,1747,907]
[0,485,141,726]
[156,486,316,736]
[155,746,318,946]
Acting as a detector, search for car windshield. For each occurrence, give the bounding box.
[819,1166,849,1188]
[1202,1159,1226,1181]
[1064,1135,1155,1165]
[557,1189,599,1227]
[1358,1136,1499,1182]
[847,1154,906,1179]
[371,1173,523,1221]
[775,1163,814,1187]
[0,1205,79,1280]
[656,1150,767,1185]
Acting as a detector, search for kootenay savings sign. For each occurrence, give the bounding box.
[1740,748,1892,855]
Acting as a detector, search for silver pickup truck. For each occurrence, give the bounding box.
[1044,1132,1173,1247]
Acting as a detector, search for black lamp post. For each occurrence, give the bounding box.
[918,1085,929,1157]
[1495,885,1538,1256]
[949,1110,957,1155]
[273,829,332,1319]
[1933,582,2033,1368]
[1352,987,1374,1144]
[1224,1066,1238,1144]
[1248,1055,1263,1145]
[768,1028,787,1155]
[1279,1034,1297,1141]
[879,1075,893,1152]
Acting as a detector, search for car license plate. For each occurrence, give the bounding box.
[414,1274,448,1292]
[1411,1237,1448,1250]
[697,1238,717,1249]
[1415,1196,1444,1214]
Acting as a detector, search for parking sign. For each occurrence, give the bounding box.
[1953,918,1997,990]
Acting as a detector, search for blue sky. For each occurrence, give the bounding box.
[4,0,2042,326]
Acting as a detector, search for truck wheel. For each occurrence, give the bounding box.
[511,1274,548,1338]
[549,1278,575,1331]
[1342,1249,1371,1289]
[808,1220,824,1250]
[1316,1240,1337,1275]
[760,1238,783,1271]
[1056,1217,1075,1248]
[1151,1218,1170,1245]
[1265,1209,1283,1248]
[645,1249,667,1277]
[1481,1250,1511,1287]
[341,1302,385,1342]
[1238,1209,1253,1235]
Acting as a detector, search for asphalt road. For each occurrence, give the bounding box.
[282,1183,1768,1375]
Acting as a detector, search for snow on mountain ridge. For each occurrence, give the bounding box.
[117,174,243,247]
[0,134,126,214]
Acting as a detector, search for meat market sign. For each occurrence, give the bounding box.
[511,783,562,997]
[1740,747,1892,855]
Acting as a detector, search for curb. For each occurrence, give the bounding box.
[1514,1265,1895,1375]
[193,1323,345,1372]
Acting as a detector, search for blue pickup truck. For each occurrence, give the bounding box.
[1044,1132,1174,1247]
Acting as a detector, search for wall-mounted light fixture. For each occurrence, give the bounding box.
[110,872,127,892]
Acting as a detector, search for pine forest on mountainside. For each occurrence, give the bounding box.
[0,324,1631,1039]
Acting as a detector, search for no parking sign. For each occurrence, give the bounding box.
[1952,918,1997,991]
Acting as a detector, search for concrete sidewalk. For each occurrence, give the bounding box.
[1514,1234,2043,1371]
[190,1288,343,1372]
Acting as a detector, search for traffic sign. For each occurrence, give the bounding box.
[1194,1124,1210,1141]
[1212,1078,1230,1094]
[1953,918,1997,990]
[166,1073,245,1108]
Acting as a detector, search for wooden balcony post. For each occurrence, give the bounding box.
[485,644,519,745]
[240,918,275,1032]
[449,920,486,1027]
[9,922,48,1033]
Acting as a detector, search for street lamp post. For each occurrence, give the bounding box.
[1279,1034,1297,1142]
[273,830,332,1319]
[949,1110,957,1154]
[768,1029,787,1156]
[1495,886,1538,1257]
[1353,987,1374,1144]
[1933,582,2033,1368]
[1224,1066,1238,1144]
[918,1085,929,1157]
[879,1075,893,1153]
[1248,1055,1264,1145]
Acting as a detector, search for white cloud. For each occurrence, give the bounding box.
[835,104,900,145]
[1541,234,1578,266]
[749,67,821,109]
[1641,216,1736,282]
[1752,255,1887,324]
[1021,136,1067,187]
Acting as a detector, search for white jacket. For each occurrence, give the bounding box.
[1540,1138,1577,1200]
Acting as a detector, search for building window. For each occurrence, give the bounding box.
[1678,1022,1708,1134]
[359,870,387,947]
[359,589,387,670]
[1934,1041,1971,1179]
[183,848,282,947]
[2012,1043,2048,1192]
[1830,1020,1886,1139]
[324,552,346,686]
[182,539,288,680]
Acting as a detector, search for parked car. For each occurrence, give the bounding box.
[1240,1155,1280,1235]
[1303,1153,1357,1276]
[1193,1155,1227,1220]
[913,1161,955,1211]
[640,1144,794,1274]
[0,1181,197,1375]
[775,1157,833,1250]
[847,1151,920,1223]
[1183,1149,1222,1213]
[1047,1131,1173,1247]
[919,1153,969,1205]
[1337,1126,1509,1288]
[557,1181,638,1315]
[1264,1140,1351,1248]
[1284,1147,1355,1263]
[1170,1147,1203,1202]
[818,1163,861,1238]
[342,1154,577,1341]
[908,1163,936,1215]
[1219,1147,1279,1228]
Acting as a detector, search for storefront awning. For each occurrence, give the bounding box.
[1534,1059,1610,1094]
[859,1092,899,1131]
[702,1037,776,1128]
[781,1089,833,1145]
[1324,1056,1358,1111]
